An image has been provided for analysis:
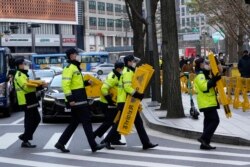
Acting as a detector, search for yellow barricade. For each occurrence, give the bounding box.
[242,78,250,112]
[83,74,103,98]
[26,79,45,87]
[233,77,243,109]
[117,64,154,135]
[208,53,232,118]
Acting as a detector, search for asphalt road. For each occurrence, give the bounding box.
[1,111,250,167]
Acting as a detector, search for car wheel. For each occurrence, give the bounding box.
[97,70,103,75]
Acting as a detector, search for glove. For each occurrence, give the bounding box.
[132,91,144,100]
[207,73,221,89]
[104,95,115,106]
[212,73,221,82]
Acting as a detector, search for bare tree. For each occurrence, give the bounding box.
[160,0,185,118]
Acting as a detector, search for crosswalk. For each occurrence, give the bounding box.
[1,132,250,167]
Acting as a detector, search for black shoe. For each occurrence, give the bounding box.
[143,142,158,150]
[21,141,36,148]
[110,140,126,145]
[200,144,211,150]
[208,144,216,149]
[106,142,115,150]
[55,142,70,153]
[18,134,25,141]
[92,143,107,152]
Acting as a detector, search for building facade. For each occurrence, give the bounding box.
[0,0,78,53]
[84,0,133,52]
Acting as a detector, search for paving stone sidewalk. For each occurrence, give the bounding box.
[141,94,250,146]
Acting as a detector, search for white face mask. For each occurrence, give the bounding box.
[187,61,190,64]
[24,65,29,70]
[132,62,137,68]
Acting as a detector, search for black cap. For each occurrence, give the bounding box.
[15,58,24,66]
[124,55,134,65]
[65,48,78,59]
[114,61,124,69]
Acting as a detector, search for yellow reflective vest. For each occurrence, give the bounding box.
[62,63,88,106]
[117,66,136,103]
[14,70,37,108]
[194,72,218,110]
[100,70,119,104]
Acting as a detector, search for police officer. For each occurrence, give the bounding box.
[102,55,158,150]
[14,58,44,148]
[94,61,125,149]
[55,48,106,153]
[194,57,221,150]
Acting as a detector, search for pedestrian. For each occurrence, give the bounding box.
[14,58,46,148]
[54,48,106,153]
[94,61,126,149]
[238,50,250,78]
[101,55,158,150]
[179,56,185,70]
[181,60,194,73]
[194,57,222,150]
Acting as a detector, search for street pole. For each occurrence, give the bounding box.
[31,28,35,53]
[145,0,158,105]
[203,33,206,57]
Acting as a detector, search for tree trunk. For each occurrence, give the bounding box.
[237,25,244,61]
[160,0,185,118]
[151,0,161,102]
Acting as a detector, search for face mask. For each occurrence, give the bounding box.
[203,64,211,71]
[187,61,190,64]
[24,65,29,70]
[132,62,137,68]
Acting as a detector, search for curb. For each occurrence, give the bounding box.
[141,105,250,146]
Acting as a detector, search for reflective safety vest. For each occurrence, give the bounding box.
[14,70,38,109]
[100,70,119,104]
[62,63,88,106]
[117,66,135,103]
[194,72,217,110]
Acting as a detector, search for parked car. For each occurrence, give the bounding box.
[33,69,55,83]
[49,66,63,75]
[42,73,104,123]
[90,63,114,75]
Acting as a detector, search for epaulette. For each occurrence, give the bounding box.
[66,64,71,68]
[112,74,115,78]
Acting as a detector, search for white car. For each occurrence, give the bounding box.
[91,63,114,75]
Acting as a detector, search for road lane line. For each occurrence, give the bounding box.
[0,133,21,149]
[0,156,80,167]
[10,117,24,125]
[134,146,250,158]
[89,149,250,166]
[43,133,72,149]
[34,152,192,167]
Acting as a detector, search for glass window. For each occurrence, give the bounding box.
[115,4,121,13]
[0,52,4,74]
[35,58,47,64]
[107,19,114,27]
[50,57,62,64]
[81,56,91,63]
[50,75,62,88]
[116,19,122,28]
[34,70,54,78]
[89,1,96,10]
[106,3,113,12]
[89,17,97,26]
[186,18,190,26]
[181,7,185,16]
[98,2,105,11]
[98,18,106,27]
[181,0,185,5]
[181,18,185,27]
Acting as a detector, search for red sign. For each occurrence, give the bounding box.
[63,38,76,43]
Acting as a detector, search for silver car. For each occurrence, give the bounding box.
[90,63,114,75]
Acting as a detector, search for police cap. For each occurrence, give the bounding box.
[114,61,124,69]
[124,55,134,65]
[65,48,78,59]
[15,58,25,66]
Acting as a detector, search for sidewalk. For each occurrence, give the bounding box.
[141,94,250,146]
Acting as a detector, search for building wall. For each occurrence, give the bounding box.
[84,0,133,52]
[0,0,77,24]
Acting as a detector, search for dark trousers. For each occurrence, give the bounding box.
[104,103,150,146]
[22,107,41,141]
[201,108,220,144]
[58,105,97,149]
[94,102,120,141]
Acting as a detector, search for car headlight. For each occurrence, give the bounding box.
[43,95,56,102]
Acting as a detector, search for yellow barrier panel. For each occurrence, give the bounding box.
[26,80,45,87]
[233,77,243,109]
[83,74,103,98]
[208,52,232,118]
[117,64,154,135]
[241,78,250,112]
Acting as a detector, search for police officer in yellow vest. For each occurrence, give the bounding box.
[94,62,126,149]
[102,55,158,150]
[194,57,221,150]
[55,48,106,153]
[14,58,44,148]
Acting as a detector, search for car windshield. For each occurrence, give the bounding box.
[28,70,35,80]
[50,75,62,88]
[34,70,54,78]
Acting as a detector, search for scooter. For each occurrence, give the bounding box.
[184,72,199,119]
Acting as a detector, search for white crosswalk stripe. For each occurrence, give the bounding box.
[34,152,192,167]
[43,133,73,149]
[0,133,21,149]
